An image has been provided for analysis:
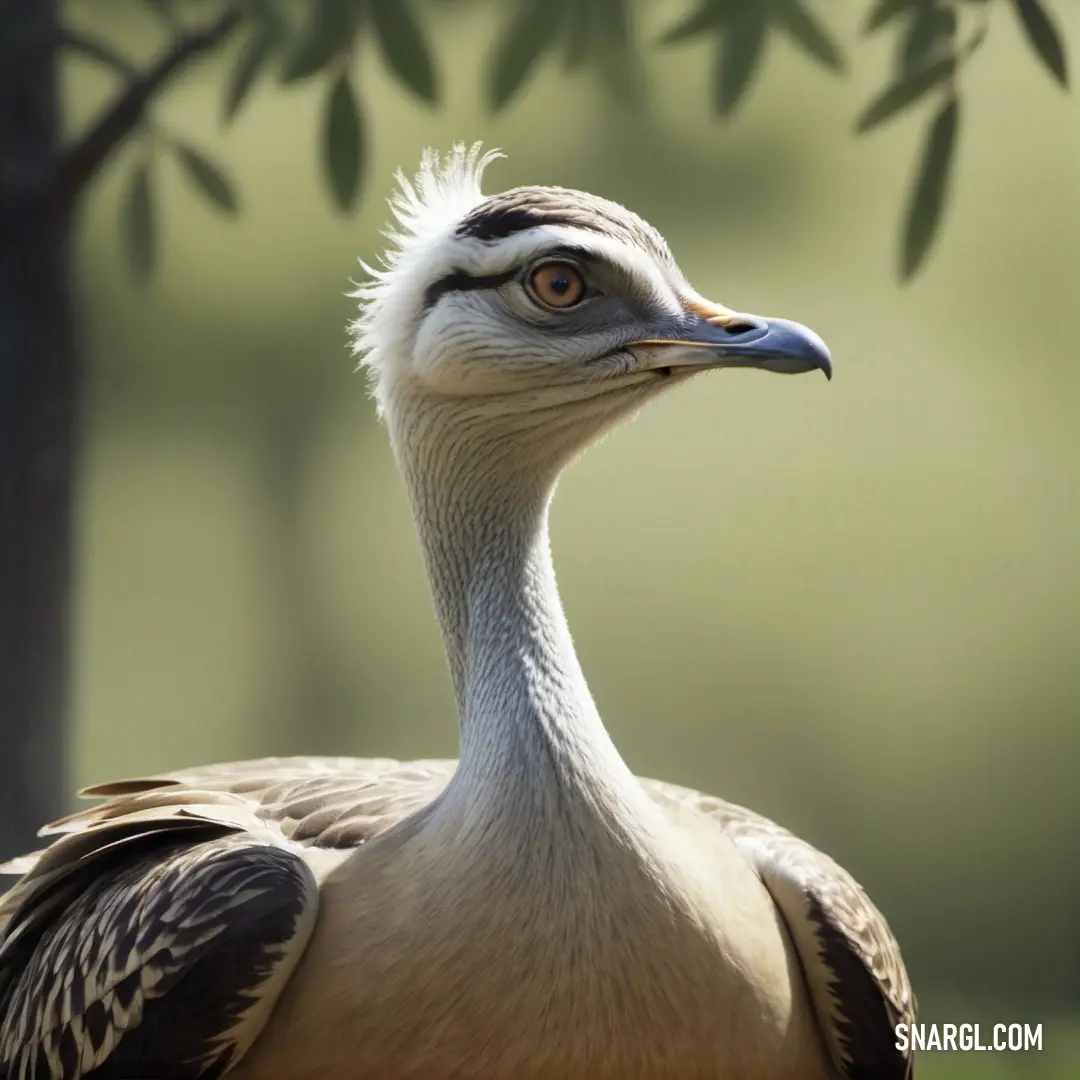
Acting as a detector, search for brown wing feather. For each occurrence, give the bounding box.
[0,830,317,1080]
[0,756,455,1080]
[64,756,455,850]
[646,780,916,1080]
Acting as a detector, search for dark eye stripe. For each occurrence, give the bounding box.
[422,267,521,311]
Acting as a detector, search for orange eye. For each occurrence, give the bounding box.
[529,263,585,309]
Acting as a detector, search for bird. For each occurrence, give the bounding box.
[0,144,914,1080]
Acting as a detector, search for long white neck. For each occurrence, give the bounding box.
[389,394,645,824]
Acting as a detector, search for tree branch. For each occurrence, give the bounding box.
[47,4,242,217]
[58,28,141,79]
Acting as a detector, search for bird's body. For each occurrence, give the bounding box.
[232,770,824,1080]
[0,146,914,1080]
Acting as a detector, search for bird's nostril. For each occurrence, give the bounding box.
[721,319,758,337]
[705,313,761,336]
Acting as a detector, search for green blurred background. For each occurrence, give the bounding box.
[64,2,1077,1075]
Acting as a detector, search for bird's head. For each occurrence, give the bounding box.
[351,144,830,474]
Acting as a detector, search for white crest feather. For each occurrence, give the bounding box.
[349,143,503,412]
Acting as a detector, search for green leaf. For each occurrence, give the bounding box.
[242,0,288,39]
[142,0,180,30]
[174,143,239,214]
[323,72,363,211]
[369,0,438,103]
[591,0,645,106]
[774,0,845,73]
[558,0,642,100]
[855,55,955,132]
[281,0,359,84]
[224,28,275,123]
[562,2,591,69]
[864,0,919,34]
[1012,0,1068,88]
[712,7,769,117]
[659,2,718,46]
[902,95,960,278]
[487,0,567,111]
[899,2,955,73]
[123,160,155,279]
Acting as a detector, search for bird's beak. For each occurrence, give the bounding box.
[631,302,832,380]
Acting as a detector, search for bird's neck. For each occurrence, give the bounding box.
[393,402,642,818]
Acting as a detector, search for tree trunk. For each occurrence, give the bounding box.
[0,0,74,862]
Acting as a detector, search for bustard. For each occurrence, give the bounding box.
[0,146,914,1080]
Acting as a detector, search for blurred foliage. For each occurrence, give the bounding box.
[59,0,1070,279]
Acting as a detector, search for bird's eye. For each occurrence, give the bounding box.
[529,263,585,310]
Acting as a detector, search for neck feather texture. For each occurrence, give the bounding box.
[390,396,646,824]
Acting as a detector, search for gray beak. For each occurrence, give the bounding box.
[633,313,833,380]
